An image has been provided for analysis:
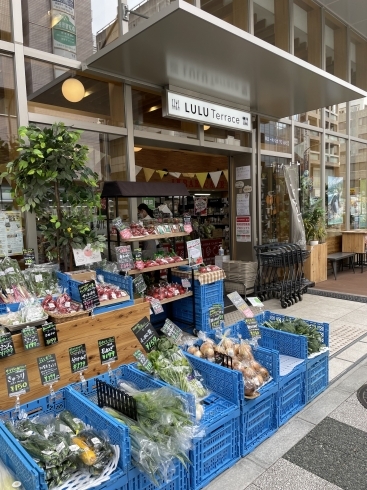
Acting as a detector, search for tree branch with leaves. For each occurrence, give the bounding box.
[2,123,106,270]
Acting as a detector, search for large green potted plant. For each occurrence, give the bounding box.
[302,199,327,245]
[2,123,105,270]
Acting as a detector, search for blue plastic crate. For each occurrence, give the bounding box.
[0,428,39,490]
[240,382,278,457]
[172,298,226,332]
[56,270,69,293]
[306,350,329,404]
[190,412,240,490]
[0,302,21,314]
[96,269,134,299]
[96,468,129,490]
[128,459,188,490]
[92,299,135,315]
[194,280,224,308]
[150,304,168,327]
[172,297,193,322]
[259,325,308,359]
[0,387,130,489]
[277,360,306,426]
[259,310,329,352]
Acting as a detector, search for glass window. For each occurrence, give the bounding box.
[325,103,346,134]
[128,0,193,31]
[26,58,124,127]
[201,0,249,31]
[293,0,321,68]
[260,119,291,152]
[260,155,291,243]
[254,0,289,51]
[0,0,12,41]
[326,135,347,233]
[132,88,197,138]
[350,31,367,91]
[350,141,367,229]
[325,13,347,81]
[204,125,251,147]
[293,109,321,127]
[350,98,367,140]
[22,0,118,60]
[294,127,321,211]
[0,54,17,172]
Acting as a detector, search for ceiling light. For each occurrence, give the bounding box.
[204,125,211,130]
[61,78,85,103]
[147,104,161,112]
[134,147,142,152]
[194,193,211,196]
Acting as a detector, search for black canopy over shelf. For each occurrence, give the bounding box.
[101,181,190,198]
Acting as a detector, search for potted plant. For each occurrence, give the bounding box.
[302,200,327,245]
[2,123,105,270]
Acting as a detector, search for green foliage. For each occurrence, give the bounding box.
[302,199,327,243]
[2,123,105,266]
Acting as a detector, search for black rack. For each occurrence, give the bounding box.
[96,378,138,421]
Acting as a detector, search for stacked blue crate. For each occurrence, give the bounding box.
[0,387,130,490]
[172,279,224,331]
[259,310,329,407]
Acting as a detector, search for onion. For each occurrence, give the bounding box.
[238,350,254,363]
[238,343,253,358]
[243,367,256,379]
[215,345,226,354]
[221,338,234,350]
[225,347,235,357]
[188,346,198,355]
[245,386,256,396]
[234,344,240,355]
[258,367,270,380]
[250,360,262,372]
[256,374,264,386]
[194,350,203,358]
[201,346,215,358]
[200,342,213,354]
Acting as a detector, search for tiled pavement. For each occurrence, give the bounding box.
[205,294,367,490]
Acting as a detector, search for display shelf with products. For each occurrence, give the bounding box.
[128,259,189,275]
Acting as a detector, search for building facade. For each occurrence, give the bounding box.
[0,0,367,261]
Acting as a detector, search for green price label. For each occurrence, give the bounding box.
[98,337,118,365]
[69,344,88,374]
[5,365,30,397]
[37,353,60,386]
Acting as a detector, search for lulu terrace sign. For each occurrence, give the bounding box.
[163,91,252,132]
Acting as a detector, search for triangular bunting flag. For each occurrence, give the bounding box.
[156,170,167,179]
[135,166,142,177]
[169,172,181,178]
[143,167,155,182]
[182,173,196,178]
[209,171,222,188]
[223,169,229,181]
[196,172,208,188]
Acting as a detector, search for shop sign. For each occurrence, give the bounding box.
[53,14,77,54]
[51,0,74,16]
[163,91,252,132]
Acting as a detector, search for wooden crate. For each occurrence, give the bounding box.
[0,302,150,410]
[304,243,327,283]
[342,231,367,254]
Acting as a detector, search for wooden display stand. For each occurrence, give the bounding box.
[304,243,327,283]
[0,302,150,411]
[342,230,367,254]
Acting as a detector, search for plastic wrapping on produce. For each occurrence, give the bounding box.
[2,410,116,489]
[137,336,210,402]
[0,456,21,489]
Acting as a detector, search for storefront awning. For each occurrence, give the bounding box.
[101,181,190,198]
[83,0,367,119]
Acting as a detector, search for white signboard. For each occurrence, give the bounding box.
[72,245,102,266]
[236,216,251,242]
[236,165,251,180]
[186,239,203,266]
[237,193,250,215]
[0,211,24,256]
[163,91,252,132]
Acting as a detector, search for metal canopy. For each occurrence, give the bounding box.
[83,1,367,119]
[101,181,190,198]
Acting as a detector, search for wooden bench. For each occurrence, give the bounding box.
[327,252,355,280]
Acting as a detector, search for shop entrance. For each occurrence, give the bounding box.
[134,145,230,264]
[260,155,292,244]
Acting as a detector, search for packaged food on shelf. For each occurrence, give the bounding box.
[0,298,48,331]
[144,282,188,302]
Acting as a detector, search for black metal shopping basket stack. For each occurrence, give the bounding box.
[254,243,312,308]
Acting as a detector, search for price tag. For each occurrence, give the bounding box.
[186,238,203,266]
[5,365,30,397]
[131,317,159,352]
[115,245,134,271]
[37,354,60,386]
[98,337,118,365]
[21,326,41,350]
[133,350,154,373]
[78,281,100,311]
[0,332,15,359]
[133,274,147,294]
[41,322,58,346]
[23,248,35,267]
[209,303,224,329]
[227,291,254,318]
[150,298,164,314]
[161,319,183,344]
[247,297,264,308]
[182,278,191,288]
[69,344,88,373]
[245,318,260,338]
